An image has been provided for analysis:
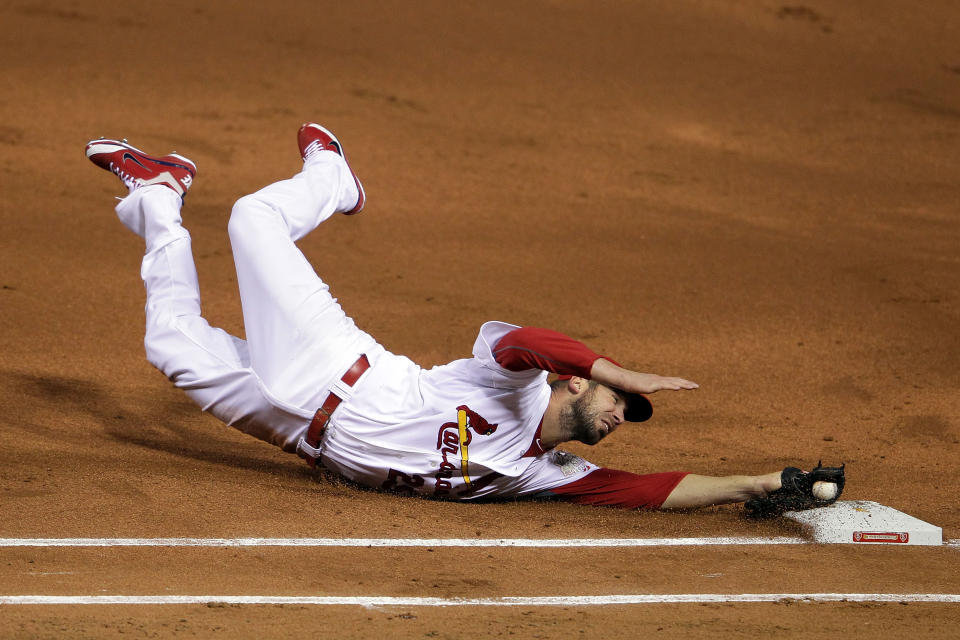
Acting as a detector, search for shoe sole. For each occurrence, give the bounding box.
[300,124,365,214]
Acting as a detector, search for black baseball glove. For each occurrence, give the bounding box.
[744,461,845,518]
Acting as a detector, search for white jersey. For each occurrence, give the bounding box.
[319,321,597,499]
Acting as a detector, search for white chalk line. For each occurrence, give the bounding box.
[1,594,959,606]
[0,537,808,548]
[2,537,955,549]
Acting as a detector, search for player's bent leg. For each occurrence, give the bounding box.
[226,159,376,408]
[96,144,313,451]
[659,472,782,509]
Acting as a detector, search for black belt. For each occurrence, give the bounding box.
[297,354,370,468]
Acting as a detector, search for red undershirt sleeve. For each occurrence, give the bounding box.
[547,468,689,510]
[492,326,604,377]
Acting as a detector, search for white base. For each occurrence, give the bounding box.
[785,500,942,546]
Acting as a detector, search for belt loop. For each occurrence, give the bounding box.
[331,353,371,402]
[297,438,323,466]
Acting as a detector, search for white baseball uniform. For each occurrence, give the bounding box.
[120,150,685,507]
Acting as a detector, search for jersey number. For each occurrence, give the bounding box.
[382,468,425,495]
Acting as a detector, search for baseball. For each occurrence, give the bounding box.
[812,481,838,500]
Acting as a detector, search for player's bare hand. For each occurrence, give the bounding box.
[591,359,699,394]
[621,372,699,393]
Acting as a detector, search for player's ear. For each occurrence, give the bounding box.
[567,376,588,395]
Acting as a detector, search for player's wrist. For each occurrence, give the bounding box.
[588,357,624,386]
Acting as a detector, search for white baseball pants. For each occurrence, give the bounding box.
[117,151,379,452]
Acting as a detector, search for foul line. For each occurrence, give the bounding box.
[0,537,808,548]
[1,594,959,606]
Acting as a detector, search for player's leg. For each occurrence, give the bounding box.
[123,186,314,451]
[87,140,312,452]
[226,124,377,408]
[136,207,312,450]
[659,472,782,509]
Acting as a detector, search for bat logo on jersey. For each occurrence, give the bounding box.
[434,405,498,496]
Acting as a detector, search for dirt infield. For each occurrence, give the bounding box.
[2,0,958,637]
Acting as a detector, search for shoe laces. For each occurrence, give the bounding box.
[302,139,329,162]
[109,162,141,192]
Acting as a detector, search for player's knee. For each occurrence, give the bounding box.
[229,194,283,242]
[143,319,177,375]
[143,312,204,377]
[227,196,258,242]
[143,337,170,377]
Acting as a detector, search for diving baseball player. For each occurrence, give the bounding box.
[84,124,845,514]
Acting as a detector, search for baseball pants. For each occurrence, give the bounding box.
[116,151,379,451]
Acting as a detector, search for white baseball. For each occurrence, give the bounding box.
[812,481,838,500]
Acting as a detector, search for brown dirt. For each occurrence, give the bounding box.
[1,0,958,637]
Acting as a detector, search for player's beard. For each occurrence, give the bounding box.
[564,390,603,446]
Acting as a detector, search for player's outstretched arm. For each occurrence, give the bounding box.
[589,357,699,394]
[659,473,781,509]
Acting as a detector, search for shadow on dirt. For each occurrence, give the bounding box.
[1,368,307,480]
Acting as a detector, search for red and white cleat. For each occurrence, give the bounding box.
[297,123,365,214]
[85,138,196,199]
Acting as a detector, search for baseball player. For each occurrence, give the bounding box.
[84,124,844,514]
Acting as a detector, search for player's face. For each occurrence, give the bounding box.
[568,384,627,445]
